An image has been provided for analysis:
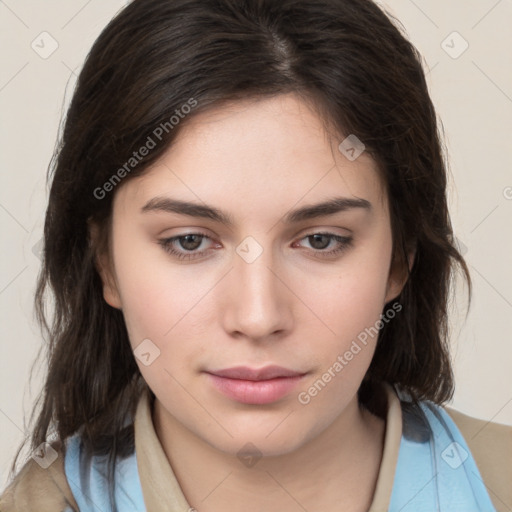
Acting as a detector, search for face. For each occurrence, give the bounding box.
[97,93,406,457]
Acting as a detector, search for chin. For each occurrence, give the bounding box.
[200,419,313,460]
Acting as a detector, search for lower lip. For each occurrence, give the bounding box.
[205,373,306,404]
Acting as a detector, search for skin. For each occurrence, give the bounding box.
[95,93,410,511]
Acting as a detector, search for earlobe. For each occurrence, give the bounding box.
[384,248,416,303]
[101,271,122,310]
[88,219,122,310]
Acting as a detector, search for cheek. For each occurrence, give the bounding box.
[300,238,393,387]
[110,233,211,361]
[295,267,391,412]
[114,264,212,399]
[311,245,392,338]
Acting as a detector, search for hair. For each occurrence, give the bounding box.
[8,0,471,509]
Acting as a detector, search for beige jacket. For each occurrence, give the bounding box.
[1,386,511,512]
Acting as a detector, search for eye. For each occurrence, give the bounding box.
[294,232,353,258]
[158,232,217,261]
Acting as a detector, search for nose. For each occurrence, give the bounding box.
[221,241,293,342]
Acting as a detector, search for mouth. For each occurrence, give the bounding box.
[204,365,308,404]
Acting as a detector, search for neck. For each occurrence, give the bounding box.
[153,393,386,512]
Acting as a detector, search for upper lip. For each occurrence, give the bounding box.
[206,365,306,381]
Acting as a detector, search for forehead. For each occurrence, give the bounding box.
[114,93,387,220]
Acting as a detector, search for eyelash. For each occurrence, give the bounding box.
[158,231,353,261]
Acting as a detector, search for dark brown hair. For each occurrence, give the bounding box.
[8,0,470,509]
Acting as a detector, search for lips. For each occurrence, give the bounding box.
[204,365,307,404]
[206,365,305,381]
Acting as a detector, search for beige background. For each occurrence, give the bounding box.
[1,0,511,488]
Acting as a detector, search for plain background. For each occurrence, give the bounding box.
[1,0,511,489]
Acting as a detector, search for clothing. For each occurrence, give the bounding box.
[388,400,495,511]
[1,384,510,511]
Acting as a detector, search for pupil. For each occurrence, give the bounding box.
[310,234,329,250]
[181,235,201,250]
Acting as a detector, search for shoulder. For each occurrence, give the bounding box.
[445,406,512,512]
[0,441,78,512]
[391,395,509,511]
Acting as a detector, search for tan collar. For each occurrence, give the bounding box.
[368,383,403,511]
[134,389,191,511]
[134,384,402,511]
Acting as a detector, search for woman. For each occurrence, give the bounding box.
[1,0,510,510]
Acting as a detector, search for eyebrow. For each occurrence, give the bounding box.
[140,196,372,226]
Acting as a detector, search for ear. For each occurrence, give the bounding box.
[384,246,415,303]
[88,219,122,309]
